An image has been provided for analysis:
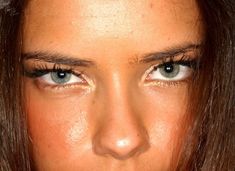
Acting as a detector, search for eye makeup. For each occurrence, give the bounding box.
[24,63,80,78]
[23,63,88,90]
[143,54,200,87]
[23,51,200,91]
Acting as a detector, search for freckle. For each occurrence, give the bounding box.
[47,144,51,149]
[149,3,154,9]
[140,14,145,19]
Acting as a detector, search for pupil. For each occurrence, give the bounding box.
[57,71,66,79]
[164,64,174,73]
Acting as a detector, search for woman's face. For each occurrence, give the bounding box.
[23,0,203,170]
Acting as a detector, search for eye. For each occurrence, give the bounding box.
[147,61,194,81]
[40,69,84,85]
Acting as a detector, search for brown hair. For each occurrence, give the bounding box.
[177,1,235,170]
[0,0,234,170]
[0,0,31,170]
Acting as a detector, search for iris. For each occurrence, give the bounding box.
[51,70,72,84]
[159,63,180,78]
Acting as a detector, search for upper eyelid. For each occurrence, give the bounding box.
[157,60,197,68]
[24,54,198,78]
[23,67,83,78]
[140,50,199,70]
[152,56,198,68]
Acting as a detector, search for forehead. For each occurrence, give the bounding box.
[23,0,203,57]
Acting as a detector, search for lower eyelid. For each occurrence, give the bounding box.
[33,77,89,91]
[143,79,186,88]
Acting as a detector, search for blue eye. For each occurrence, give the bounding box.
[158,63,180,78]
[40,70,83,85]
[50,70,72,84]
[148,61,195,81]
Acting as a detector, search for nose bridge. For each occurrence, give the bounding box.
[108,71,130,107]
[92,72,149,160]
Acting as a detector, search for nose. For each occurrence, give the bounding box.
[92,85,149,160]
[93,117,149,160]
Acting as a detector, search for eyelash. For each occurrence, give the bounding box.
[145,55,198,86]
[158,58,197,69]
[24,56,199,90]
[25,65,79,78]
[24,64,85,89]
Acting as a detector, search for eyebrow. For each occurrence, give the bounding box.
[22,51,95,67]
[22,43,201,67]
[139,43,201,63]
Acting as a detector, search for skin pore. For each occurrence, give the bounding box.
[22,0,203,170]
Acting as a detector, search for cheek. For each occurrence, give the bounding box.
[141,85,189,154]
[26,88,91,163]
[25,78,190,170]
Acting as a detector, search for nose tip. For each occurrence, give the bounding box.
[93,126,149,160]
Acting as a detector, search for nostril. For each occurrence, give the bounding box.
[92,129,149,160]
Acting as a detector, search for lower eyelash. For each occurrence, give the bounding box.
[145,76,192,88]
[36,81,82,91]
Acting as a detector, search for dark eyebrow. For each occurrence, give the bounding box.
[139,44,201,63]
[22,51,95,67]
